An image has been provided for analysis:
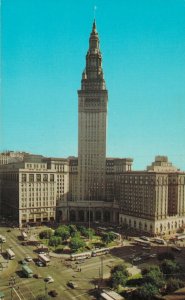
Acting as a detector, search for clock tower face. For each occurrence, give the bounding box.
[78,21,108,202]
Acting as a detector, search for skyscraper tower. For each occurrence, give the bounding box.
[78,21,108,201]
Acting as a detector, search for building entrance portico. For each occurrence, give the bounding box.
[57,200,119,224]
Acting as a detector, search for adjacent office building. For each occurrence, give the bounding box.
[118,157,185,235]
[0,160,56,226]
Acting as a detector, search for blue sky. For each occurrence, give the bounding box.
[1,0,185,170]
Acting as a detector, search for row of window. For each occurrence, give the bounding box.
[21,174,54,182]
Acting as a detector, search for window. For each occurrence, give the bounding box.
[22,174,26,182]
[43,174,48,182]
[36,174,41,182]
[29,174,34,182]
[50,174,54,182]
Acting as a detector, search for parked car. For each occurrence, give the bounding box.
[149,253,157,258]
[49,290,58,297]
[25,256,32,262]
[45,276,54,283]
[133,257,142,262]
[34,273,42,279]
[36,260,44,267]
[67,281,78,289]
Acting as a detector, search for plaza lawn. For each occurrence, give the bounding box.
[38,225,118,254]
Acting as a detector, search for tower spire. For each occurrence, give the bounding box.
[92,19,97,34]
[81,20,106,90]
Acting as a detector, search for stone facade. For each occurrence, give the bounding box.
[119,157,185,235]
[78,21,108,202]
[0,161,57,227]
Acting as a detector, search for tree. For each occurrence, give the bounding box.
[102,232,116,244]
[137,283,159,300]
[166,278,185,293]
[111,264,128,277]
[111,270,127,288]
[70,236,85,252]
[76,226,94,239]
[110,264,128,288]
[39,229,53,239]
[77,225,85,234]
[141,265,164,289]
[68,224,77,237]
[160,259,181,278]
[55,226,70,241]
[49,236,61,247]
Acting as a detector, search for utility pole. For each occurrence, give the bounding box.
[9,276,16,300]
[98,257,104,291]
[88,189,91,241]
[100,256,104,280]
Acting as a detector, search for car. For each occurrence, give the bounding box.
[34,273,42,279]
[142,247,151,250]
[21,259,28,265]
[133,257,142,262]
[36,260,44,267]
[149,253,157,258]
[45,276,54,283]
[25,256,32,262]
[67,281,78,289]
[140,236,150,241]
[49,290,58,297]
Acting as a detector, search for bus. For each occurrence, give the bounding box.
[154,238,166,245]
[91,248,110,257]
[70,251,91,261]
[100,289,125,300]
[6,249,15,260]
[176,234,185,241]
[133,238,151,247]
[0,235,6,243]
[37,245,48,253]
[22,265,33,278]
[21,231,28,241]
[38,254,50,266]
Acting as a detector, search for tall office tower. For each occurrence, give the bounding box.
[78,21,108,201]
